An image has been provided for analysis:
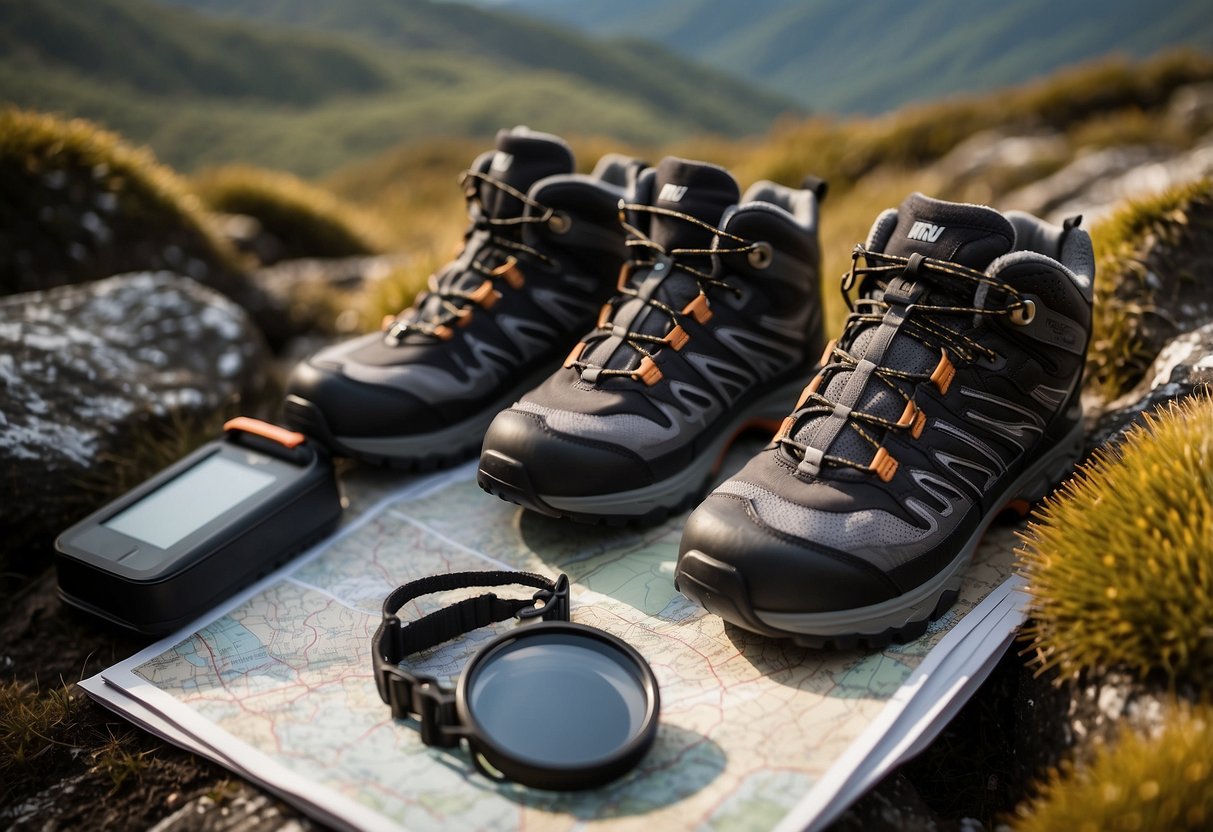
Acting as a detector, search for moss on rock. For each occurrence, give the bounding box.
[193,165,391,263]
[0,108,242,294]
[1087,177,1213,400]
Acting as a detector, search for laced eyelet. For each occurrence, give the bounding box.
[1009,299,1036,326]
[748,242,773,269]
[548,212,571,234]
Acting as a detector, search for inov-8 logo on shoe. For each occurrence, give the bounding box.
[907,221,946,242]
[659,183,689,203]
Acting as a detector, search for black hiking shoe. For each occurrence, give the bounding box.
[283,127,645,468]
[477,157,825,523]
[676,193,1094,648]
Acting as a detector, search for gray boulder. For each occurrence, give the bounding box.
[1087,321,1213,454]
[0,272,269,567]
[1005,139,1213,225]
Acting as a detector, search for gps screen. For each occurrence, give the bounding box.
[104,455,276,549]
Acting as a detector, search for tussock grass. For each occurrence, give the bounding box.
[1017,395,1213,687]
[1013,704,1213,832]
[90,730,155,794]
[193,165,392,260]
[0,680,81,773]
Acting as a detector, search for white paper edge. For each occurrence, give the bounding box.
[799,580,1029,830]
[773,575,1021,832]
[80,676,379,832]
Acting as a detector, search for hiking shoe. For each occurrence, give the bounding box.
[283,127,645,468]
[477,157,825,523]
[676,193,1093,648]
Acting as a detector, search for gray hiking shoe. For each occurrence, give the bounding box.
[283,127,645,469]
[676,193,1093,648]
[477,157,826,523]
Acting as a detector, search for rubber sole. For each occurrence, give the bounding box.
[675,419,1085,648]
[477,378,805,525]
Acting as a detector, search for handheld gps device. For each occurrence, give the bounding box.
[56,418,342,635]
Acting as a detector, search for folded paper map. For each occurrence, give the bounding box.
[82,460,1027,831]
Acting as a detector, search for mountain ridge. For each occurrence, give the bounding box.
[489,0,1213,113]
[0,0,795,175]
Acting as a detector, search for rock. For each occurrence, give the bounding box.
[146,788,317,832]
[213,213,286,267]
[930,130,1069,202]
[829,771,946,831]
[1091,178,1213,398]
[1003,145,1170,220]
[1168,82,1213,132]
[1086,321,1213,453]
[1005,139,1213,225]
[1010,665,1198,780]
[936,131,1068,181]
[253,253,412,338]
[0,157,231,298]
[0,272,269,569]
[1053,141,1213,226]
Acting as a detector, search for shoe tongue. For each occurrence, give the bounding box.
[882,192,1015,271]
[480,128,574,218]
[649,157,739,251]
[789,195,1016,473]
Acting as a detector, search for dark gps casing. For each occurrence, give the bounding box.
[55,418,342,635]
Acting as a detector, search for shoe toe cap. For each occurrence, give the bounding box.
[678,490,901,615]
[480,407,653,498]
[284,342,441,438]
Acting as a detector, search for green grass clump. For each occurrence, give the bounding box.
[0,107,243,294]
[1013,704,1213,832]
[0,681,80,773]
[1086,177,1213,400]
[193,165,392,261]
[1018,394,1213,687]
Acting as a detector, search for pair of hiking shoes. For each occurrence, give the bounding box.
[285,127,1094,648]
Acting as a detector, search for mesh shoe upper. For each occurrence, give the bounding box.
[680,193,1094,614]
[285,128,641,448]
[480,157,824,498]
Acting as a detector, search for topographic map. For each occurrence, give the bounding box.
[85,461,1026,832]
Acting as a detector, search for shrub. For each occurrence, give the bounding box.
[1013,704,1213,832]
[1018,394,1213,687]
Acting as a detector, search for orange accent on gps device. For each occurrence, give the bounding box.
[223,418,306,449]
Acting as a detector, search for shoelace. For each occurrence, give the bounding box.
[777,245,1036,479]
[564,203,763,386]
[384,170,558,342]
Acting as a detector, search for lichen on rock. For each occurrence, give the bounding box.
[0,272,269,567]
